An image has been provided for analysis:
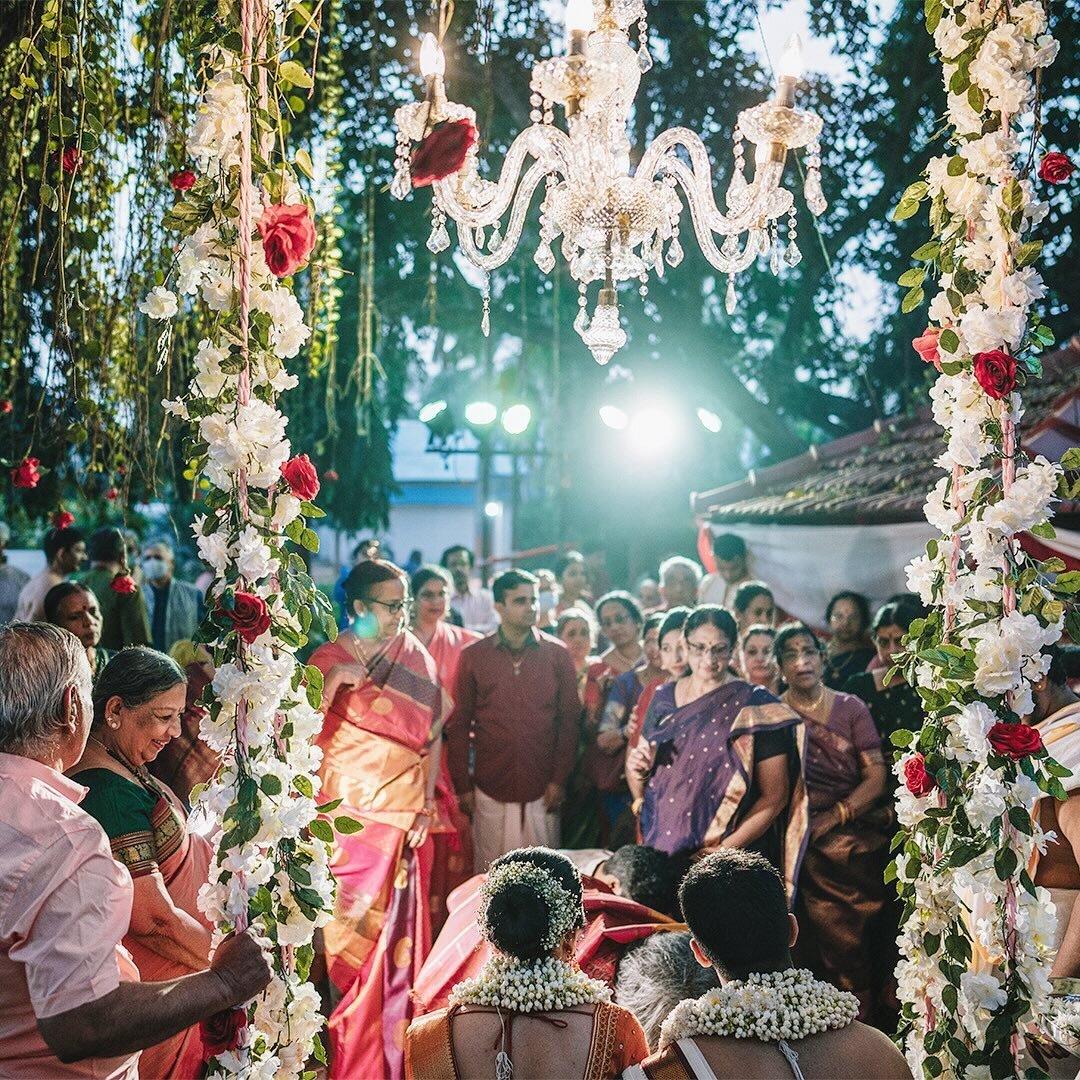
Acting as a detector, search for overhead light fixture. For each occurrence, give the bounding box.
[418,399,448,423]
[598,405,629,430]
[501,403,532,435]
[697,407,723,433]
[464,400,498,426]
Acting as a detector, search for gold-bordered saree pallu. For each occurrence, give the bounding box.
[640,679,808,903]
[310,630,452,1080]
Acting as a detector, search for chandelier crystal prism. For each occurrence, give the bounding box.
[392,0,826,365]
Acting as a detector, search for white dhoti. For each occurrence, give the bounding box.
[471,787,560,871]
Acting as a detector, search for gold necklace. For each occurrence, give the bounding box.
[788,686,827,714]
[88,733,164,797]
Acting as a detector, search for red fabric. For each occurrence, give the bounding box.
[697,525,718,575]
[410,119,477,188]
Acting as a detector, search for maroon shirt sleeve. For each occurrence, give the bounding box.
[446,645,476,795]
[551,642,581,788]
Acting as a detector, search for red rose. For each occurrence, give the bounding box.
[972,349,1018,399]
[12,457,40,489]
[170,168,197,192]
[110,574,136,595]
[411,118,478,188]
[912,328,942,371]
[200,1006,248,1058]
[281,453,320,501]
[105,486,119,501]
[52,510,75,529]
[256,203,317,278]
[218,591,271,643]
[322,469,340,482]
[903,753,937,797]
[61,147,82,175]
[0,399,12,414]
[1038,152,1075,185]
[987,721,1043,759]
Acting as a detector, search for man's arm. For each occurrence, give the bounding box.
[37,930,269,1063]
[1050,792,1080,978]
[445,648,477,801]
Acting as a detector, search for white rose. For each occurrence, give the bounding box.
[193,338,232,399]
[195,522,231,574]
[235,524,276,583]
[138,286,178,320]
[1012,1,1048,36]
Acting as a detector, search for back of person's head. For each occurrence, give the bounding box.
[0,623,89,757]
[89,526,126,565]
[616,932,720,1050]
[1045,644,1068,686]
[410,564,452,597]
[658,606,692,642]
[679,849,791,980]
[44,526,85,562]
[343,558,407,607]
[602,845,680,916]
[440,544,473,569]
[683,604,738,646]
[732,580,773,615]
[711,533,746,561]
[479,847,585,961]
[91,647,186,729]
[43,581,94,624]
[871,599,924,635]
[493,568,537,604]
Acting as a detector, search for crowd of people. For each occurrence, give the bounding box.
[3,524,1080,1078]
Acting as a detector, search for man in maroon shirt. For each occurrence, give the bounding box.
[447,568,581,869]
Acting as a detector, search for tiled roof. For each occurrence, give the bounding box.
[691,340,1080,526]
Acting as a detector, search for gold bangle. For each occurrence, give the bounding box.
[631,797,644,816]
[837,800,851,825]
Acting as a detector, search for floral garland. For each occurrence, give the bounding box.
[889,0,1074,1075]
[142,4,341,1077]
[478,861,586,953]
[450,955,610,1013]
[659,969,858,1047]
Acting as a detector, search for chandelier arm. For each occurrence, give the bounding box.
[639,127,784,236]
[432,125,572,229]
[666,159,762,275]
[452,160,551,272]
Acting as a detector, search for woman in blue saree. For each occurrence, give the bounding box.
[631,606,808,902]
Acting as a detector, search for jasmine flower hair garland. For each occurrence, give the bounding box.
[477,859,586,953]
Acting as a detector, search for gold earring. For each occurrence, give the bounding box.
[109,720,119,729]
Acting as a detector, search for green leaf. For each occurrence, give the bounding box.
[1031,521,1056,539]
[40,181,57,211]
[316,797,343,813]
[294,148,315,180]
[925,0,943,33]
[967,84,985,112]
[279,59,314,88]
[1016,240,1043,267]
[901,285,925,314]
[300,527,320,552]
[899,267,927,287]
[293,774,314,798]
[994,845,1018,880]
[1053,571,1080,593]
[893,199,921,222]
[912,241,940,261]
[938,329,960,353]
[1060,447,1080,471]
[891,728,915,748]
[260,774,283,796]
[1002,177,1024,213]
[946,154,967,176]
[309,818,334,843]
[305,664,324,691]
[334,815,364,835]
[1008,805,1033,834]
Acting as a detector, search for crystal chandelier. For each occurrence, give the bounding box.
[392,0,826,365]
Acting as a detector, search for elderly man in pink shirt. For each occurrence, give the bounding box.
[0,622,272,1075]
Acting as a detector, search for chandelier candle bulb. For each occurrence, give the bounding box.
[564,0,593,55]
[775,34,803,108]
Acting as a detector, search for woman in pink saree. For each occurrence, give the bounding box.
[310,559,454,1080]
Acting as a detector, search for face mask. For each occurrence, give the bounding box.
[539,590,556,614]
[143,557,169,581]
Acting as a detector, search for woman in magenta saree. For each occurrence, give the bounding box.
[310,560,456,1080]
[636,607,808,903]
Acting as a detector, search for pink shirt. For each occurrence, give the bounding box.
[0,752,139,1078]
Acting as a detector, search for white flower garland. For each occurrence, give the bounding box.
[478,861,585,953]
[889,0,1070,1074]
[659,969,858,1048]
[144,12,337,1078]
[450,955,611,1013]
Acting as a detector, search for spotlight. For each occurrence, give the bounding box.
[418,399,448,423]
[484,500,503,518]
[598,405,628,430]
[501,403,532,435]
[697,407,723,433]
[464,400,497,426]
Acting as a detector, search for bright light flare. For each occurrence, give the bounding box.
[419,33,445,78]
[778,33,804,80]
[598,405,629,430]
[418,399,448,423]
[697,407,723,433]
[501,403,532,435]
[564,0,594,33]
[464,400,497,426]
[484,500,503,518]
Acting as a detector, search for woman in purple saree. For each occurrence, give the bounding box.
[631,606,808,903]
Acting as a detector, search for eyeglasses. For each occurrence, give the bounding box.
[367,598,412,615]
[600,613,632,629]
[687,642,732,659]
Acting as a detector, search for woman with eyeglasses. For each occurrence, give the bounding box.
[309,559,459,1079]
[631,605,808,902]
[842,600,925,743]
[582,591,646,842]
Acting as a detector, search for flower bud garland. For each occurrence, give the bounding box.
[142,8,339,1077]
[890,0,1075,1075]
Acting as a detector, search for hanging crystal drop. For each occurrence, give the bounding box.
[481,294,491,338]
[475,226,486,249]
[665,236,684,268]
[533,241,555,274]
[721,234,740,259]
[725,277,737,315]
[638,44,653,72]
[770,240,781,275]
[488,224,502,251]
[390,166,411,201]
[426,217,450,254]
[804,169,828,217]
[573,304,589,336]
[784,239,803,266]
